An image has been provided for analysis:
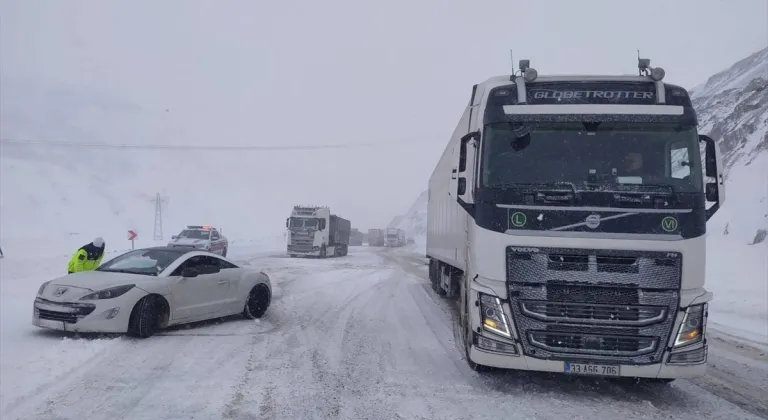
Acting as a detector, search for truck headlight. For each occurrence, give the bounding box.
[673,303,706,348]
[479,293,511,338]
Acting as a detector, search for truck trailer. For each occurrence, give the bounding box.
[426,57,725,381]
[349,228,364,246]
[286,205,351,258]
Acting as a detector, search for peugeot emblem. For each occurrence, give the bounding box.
[585,214,601,229]
[53,287,68,297]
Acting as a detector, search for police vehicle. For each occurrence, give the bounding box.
[168,225,229,257]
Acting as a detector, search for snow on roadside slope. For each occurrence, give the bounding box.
[706,236,768,344]
[0,237,284,414]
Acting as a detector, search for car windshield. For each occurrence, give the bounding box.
[481,122,703,193]
[96,249,185,276]
[177,229,210,239]
[289,217,319,228]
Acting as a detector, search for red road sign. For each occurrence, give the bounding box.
[128,230,137,241]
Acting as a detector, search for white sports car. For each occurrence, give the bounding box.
[32,247,272,338]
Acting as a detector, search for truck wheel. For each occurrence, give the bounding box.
[341,245,348,256]
[320,246,327,258]
[463,285,492,372]
[430,260,446,296]
[222,247,228,257]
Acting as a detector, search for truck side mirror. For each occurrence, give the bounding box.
[699,135,718,177]
[457,178,467,195]
[285,218,289,228]
[706,182,718,202]
[458,131,480,172]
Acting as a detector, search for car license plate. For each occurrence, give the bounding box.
[564,362,620,377]
[38,318,65,330]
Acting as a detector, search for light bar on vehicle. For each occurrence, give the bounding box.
[187,225,214,230]
[511,56,669,105]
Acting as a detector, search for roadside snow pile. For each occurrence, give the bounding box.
[706,236,768,344]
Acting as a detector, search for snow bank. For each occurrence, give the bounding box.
[706,235,768,344]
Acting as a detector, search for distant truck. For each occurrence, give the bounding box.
[349,228,364,246]
[286,206,350,258]
[385,228,406,247]
[168,225,228,256]
[367,229,385,246]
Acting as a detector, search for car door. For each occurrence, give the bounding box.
[169,255,229,320]
[210,256,244,313]
[210,230,223,254]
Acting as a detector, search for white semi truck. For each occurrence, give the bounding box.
[385,228,406,247]
[286,205,351,258]
[426,57,725,381]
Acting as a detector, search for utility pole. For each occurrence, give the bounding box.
[151,193,169,241]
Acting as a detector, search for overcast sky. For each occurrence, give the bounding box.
[1,0,766,231]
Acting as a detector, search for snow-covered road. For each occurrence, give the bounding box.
[2,245,767,420]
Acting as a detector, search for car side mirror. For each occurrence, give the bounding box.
[171,235,177,240]
[706,182,718,202]
[181,267,198,278]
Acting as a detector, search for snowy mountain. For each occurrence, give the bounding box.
[389,189,427,237]
[399,48,768,246]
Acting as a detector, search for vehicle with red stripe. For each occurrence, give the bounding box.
[168,225,228,257]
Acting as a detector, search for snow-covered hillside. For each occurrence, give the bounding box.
[692,46,768,245]
[388,190,427,236]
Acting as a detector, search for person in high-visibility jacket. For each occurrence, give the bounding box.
[67,237,106,274]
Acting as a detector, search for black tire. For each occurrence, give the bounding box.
[222,247,228,257]
[463,286,492,372]
[320,246,327,258]
[243,284,271,319]
[127,295,163,338]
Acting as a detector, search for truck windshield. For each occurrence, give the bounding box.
[289,217,319,228]
[481,122,703,193]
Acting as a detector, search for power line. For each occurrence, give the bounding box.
[0,138,418,150]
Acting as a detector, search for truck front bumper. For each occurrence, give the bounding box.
[469,343,707,379]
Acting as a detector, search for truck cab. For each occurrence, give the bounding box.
[427,58,725,381]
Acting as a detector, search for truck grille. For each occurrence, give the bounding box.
[289,232,315,252]
[507,247,681,364]
[520,301,667,326]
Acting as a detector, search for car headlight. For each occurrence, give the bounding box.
[80,285,136,300]
[674,303,706,348]
[37,281,52,296]
[479,293,511,338]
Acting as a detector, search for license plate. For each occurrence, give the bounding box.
[38,318,65,330]
[564,362,620,377]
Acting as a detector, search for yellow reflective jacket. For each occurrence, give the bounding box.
[67,243,105,273]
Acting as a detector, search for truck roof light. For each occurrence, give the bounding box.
[638,56,665,81]
[650,67,666,82]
